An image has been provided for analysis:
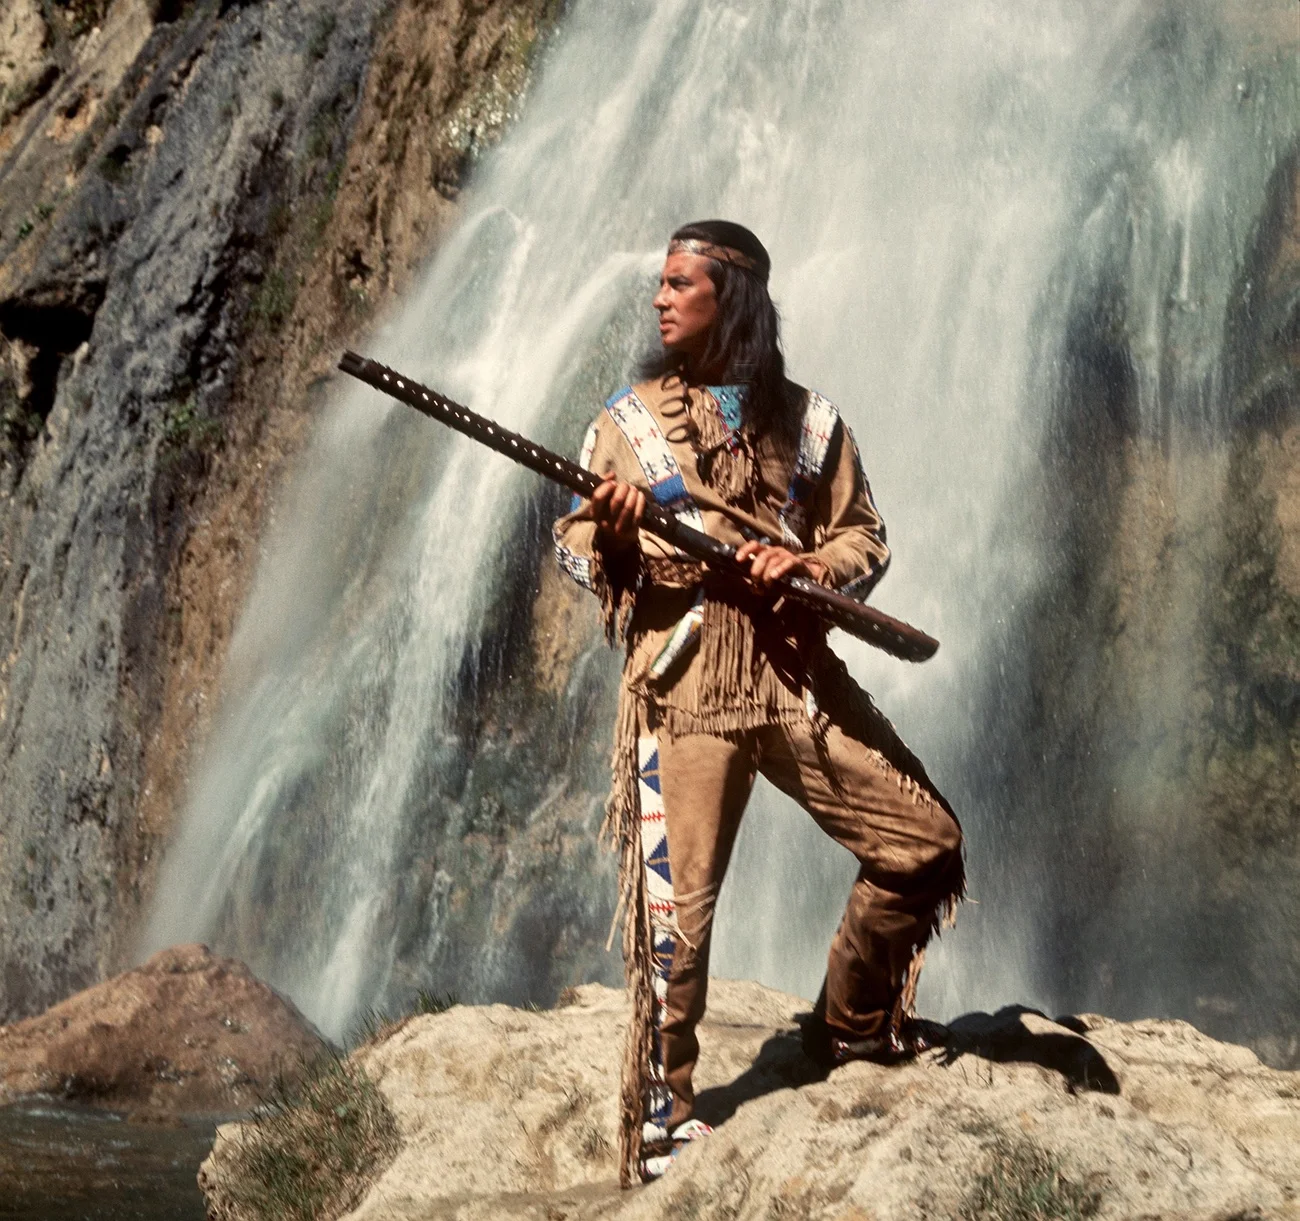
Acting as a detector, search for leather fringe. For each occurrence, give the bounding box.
[641,596,811,739]
[589,547,641,645]
[898,946,926,1019]
[604,687,651,1188]
[810,653,967,1029]
[896,875,963,1027]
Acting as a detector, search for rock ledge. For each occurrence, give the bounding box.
[200,978,1300,1220]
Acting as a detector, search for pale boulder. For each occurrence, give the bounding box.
[211,978,1300,1220]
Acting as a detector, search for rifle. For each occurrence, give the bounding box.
[339,351,939,662]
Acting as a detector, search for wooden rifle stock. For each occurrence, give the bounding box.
[338,350,939,663]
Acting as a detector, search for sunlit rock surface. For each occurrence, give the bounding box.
[0,944,325,1113]
[200,979,1300,1221]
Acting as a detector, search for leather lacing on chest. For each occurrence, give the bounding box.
[656,375,757,506]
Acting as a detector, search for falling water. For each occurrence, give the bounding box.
[146,0,1299,1042]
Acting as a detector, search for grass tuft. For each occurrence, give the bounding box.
[413,988,457,1016]
[215,1052,400,1221]
[250,269,296,330]
[960,1136,1101,1221]
[347,989,457,1048]
[347,1005,396,1049]
[162,396,222,450]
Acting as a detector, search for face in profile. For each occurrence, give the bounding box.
[653,252,718,359]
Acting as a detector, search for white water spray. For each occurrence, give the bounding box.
[147,0,1298,1039]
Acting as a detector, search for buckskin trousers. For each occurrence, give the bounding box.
[648,712,963,1131]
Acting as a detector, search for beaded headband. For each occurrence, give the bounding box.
[667,237,767,280]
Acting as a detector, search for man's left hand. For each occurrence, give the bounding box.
[735,541,829,591]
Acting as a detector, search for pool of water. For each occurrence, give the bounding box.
[0,1102,220,1220]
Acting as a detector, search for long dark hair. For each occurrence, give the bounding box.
[641,220,800,449]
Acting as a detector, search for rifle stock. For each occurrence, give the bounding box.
[338,350,939,663]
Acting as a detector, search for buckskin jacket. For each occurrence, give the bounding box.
[552,372,890,739]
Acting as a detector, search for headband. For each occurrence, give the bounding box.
[667,237,767,281]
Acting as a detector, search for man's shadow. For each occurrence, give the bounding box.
[939,1005,1121,1094]
[693,1005,1119,1131]
[693,1026,830,1129]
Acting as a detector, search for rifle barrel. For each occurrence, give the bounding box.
[338,350,939,663]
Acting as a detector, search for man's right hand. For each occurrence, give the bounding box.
[591,476,646,550]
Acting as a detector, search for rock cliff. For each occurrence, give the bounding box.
[198,978,1300,1221]
[0,0,559,1022]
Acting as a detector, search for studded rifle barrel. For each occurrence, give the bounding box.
[338,350,939,662]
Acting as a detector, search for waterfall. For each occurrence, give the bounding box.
[146,0,1299,1042]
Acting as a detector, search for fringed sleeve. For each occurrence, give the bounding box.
[552,413,646,641]
[809,419,891,602]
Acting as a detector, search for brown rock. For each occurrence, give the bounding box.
[0,944,326,1114]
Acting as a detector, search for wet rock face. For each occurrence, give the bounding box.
[978,142,1300,1068]
[197,979,1300,1221]
[0,0,559,1024]
[0,943,326,1113]
[0,0,393,1025]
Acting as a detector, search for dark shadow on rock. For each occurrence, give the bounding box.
[941,1005,1120,1094]
[692,1003,1118,1133]
[692,1028,830,1129]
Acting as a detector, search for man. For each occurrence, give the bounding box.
[553,220,963,1186]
